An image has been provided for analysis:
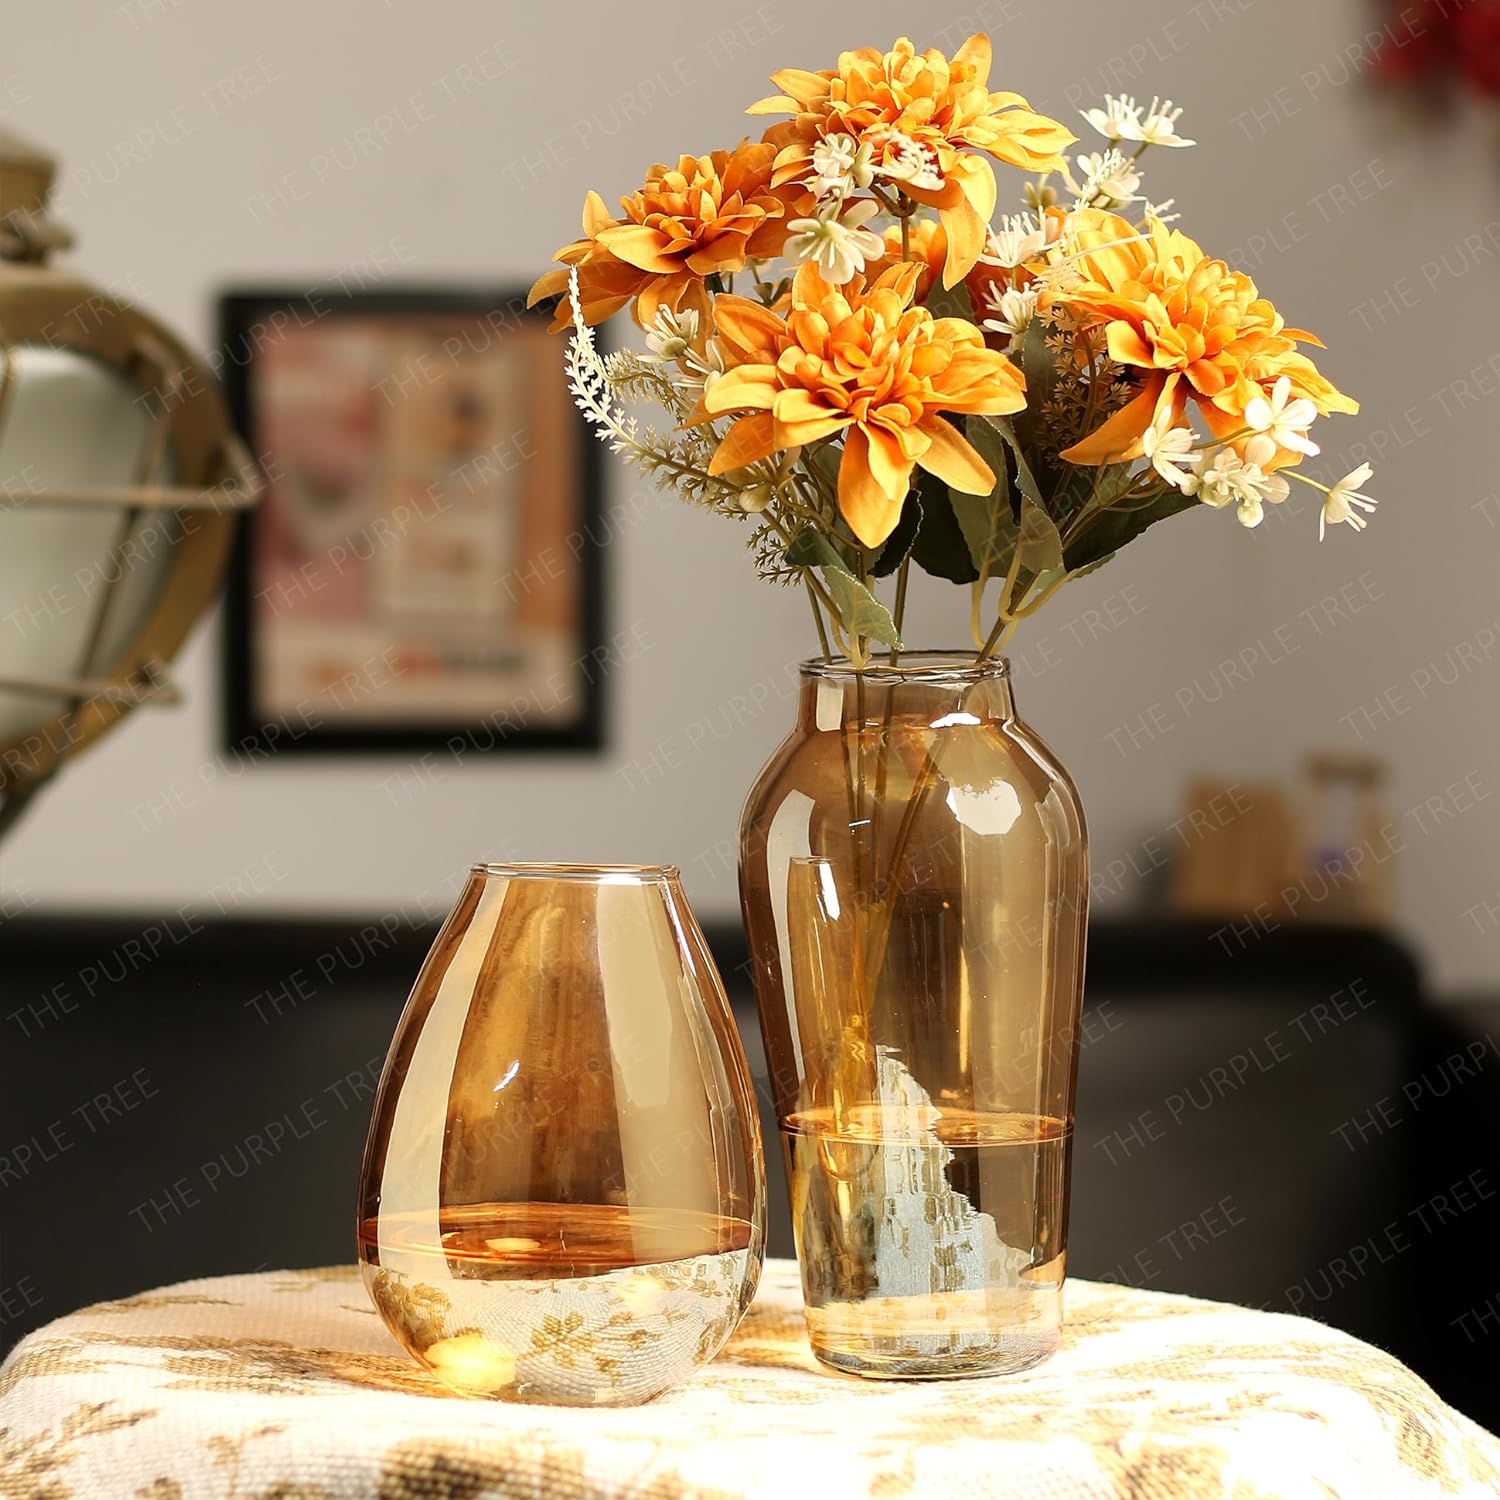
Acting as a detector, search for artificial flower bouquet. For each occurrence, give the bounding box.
[530,34,1377,666]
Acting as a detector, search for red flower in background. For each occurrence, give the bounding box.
[1455,0,1500,94]
[1374,0,1500,99]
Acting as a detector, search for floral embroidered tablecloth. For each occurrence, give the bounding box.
[2,1258,1497,1499]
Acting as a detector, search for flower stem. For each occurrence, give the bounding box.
[862,585,1024,980]
[870,553,911,873]
[891,555,910,653]
[770,505,848,655]
[851,658,870,900]
[978,611,1014,660]
[1286,470,1333,495]
[1013,572,1068,619]
[806,579,833,661]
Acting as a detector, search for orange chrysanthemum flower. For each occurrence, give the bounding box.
[1056,209,1358,465]
[528,142,805,331]
[749,34,1075,291]
[868,218,948,301]
[700,261,1027,548]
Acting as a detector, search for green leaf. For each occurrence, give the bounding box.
[923,278,974,324]
[949,489,1010,583]
[979,413,1047,515]
[784,527,902,648]
[1018,498,1063,576]
[785,526,860,575]
[950,411,1009,538]
[910,468,979,584]
[870,488,922,578]
[961,409,1012,503]
[1003,502,1066,608]
[808,442,842,495]
[1013,317,1064,502]
[1050,461,1135,527]
[1006,319,1136,525]
[916,418,1063,602]
[1063,487,1201,575]
[822,569,902,648]
[1066,551,1116,582]
[948,420,1012,581]
[784,527,838,569]
[1018,317,1060,421]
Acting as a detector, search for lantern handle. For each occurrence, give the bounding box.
[0,661,181,708]
[0,127,70,266]
[0,478,261,512]
[0,433,263,512]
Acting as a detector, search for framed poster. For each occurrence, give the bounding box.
[220,287,603,755]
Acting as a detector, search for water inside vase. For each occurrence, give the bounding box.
[782,1101,1070,1378]
[359,1201,758,1404]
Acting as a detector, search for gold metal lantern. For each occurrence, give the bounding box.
[0,126,260,837]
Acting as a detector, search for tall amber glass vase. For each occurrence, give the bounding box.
[358,863,765,1405]
[739,654,1088,1379]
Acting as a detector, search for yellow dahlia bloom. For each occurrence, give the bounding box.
[1056,209,1358,465]
[701,261,1027,548]
[868,218,948,301]
[749,34,1075,291]
[528,142,805,331]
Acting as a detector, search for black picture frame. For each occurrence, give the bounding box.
[218,286,604,757]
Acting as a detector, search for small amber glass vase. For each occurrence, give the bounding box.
[358,863,765,1406]
[739,654,1088,1379]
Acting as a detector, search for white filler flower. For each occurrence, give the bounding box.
[1073,149,1141,205]
[642,306,699,364]
[1232,461,1290,529]
[1079,94,1143,141]
[1136,96,1195,148]
[1245,376,1320,457]
[1320,463,1378,540]
[1080,93,1194,148]
[1142,423,1197,492]
[785,199,885,284]
[981,286,1040,352]
[982,213,1049,269]
[1192,447,1288,527]
[810,132,874,198]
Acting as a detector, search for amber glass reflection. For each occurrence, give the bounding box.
[358,863,765,1406]
[739,655,1088,1378]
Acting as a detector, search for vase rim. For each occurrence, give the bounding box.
[799,650,1011,683]
[471,861,680,883]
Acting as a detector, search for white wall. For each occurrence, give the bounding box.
[3,0,1498,992]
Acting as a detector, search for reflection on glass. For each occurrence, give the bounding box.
[740,655,1088,1378]
[358,863,765,1405]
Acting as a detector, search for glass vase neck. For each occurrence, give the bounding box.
[796,651,1015,731]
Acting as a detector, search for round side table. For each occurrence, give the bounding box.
[2,1259,1497,1498]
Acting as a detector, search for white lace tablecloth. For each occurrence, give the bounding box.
[2,1258,1497,1499]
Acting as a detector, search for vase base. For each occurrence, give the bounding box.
[811,1338,1058,1381]
[801,1279,1063,1381]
